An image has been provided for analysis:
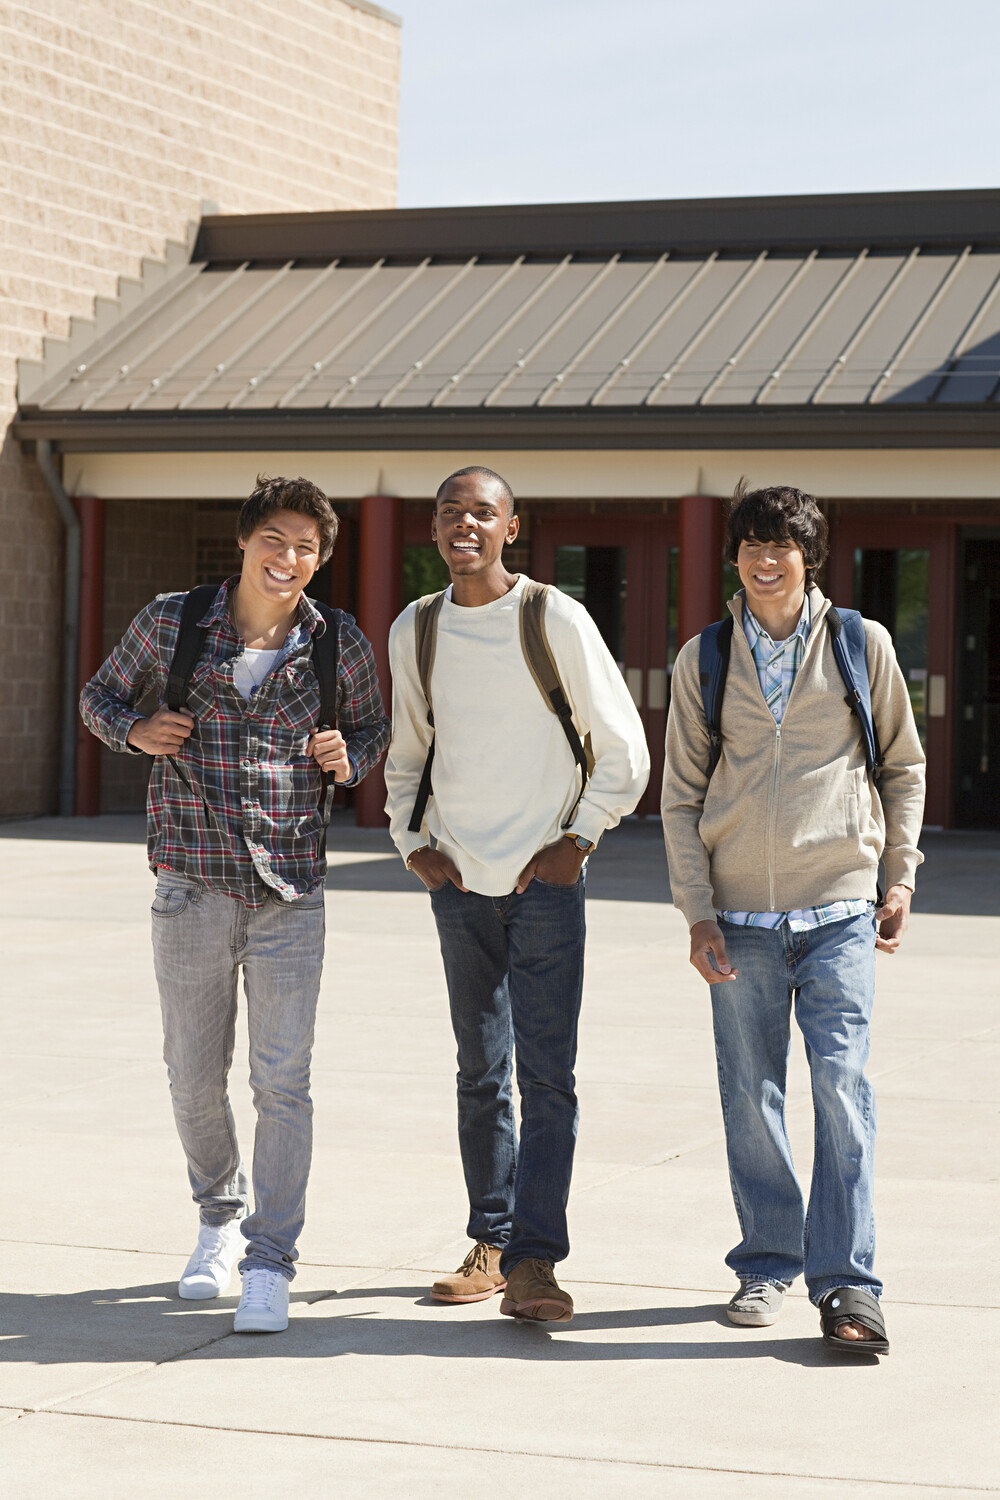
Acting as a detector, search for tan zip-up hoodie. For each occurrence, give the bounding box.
[662,585,926,930]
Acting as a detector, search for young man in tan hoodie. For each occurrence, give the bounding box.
[662,481,925,1355]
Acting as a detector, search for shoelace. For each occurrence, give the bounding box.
[740,1282,774,1302]
[458,1243,492,1277]
[523,1258,557,1288]
[191,1225,237,1271]
[241,1268,282,1307]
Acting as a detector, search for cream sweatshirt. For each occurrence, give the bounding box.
[385,574,650,897]
[662,586,926,929]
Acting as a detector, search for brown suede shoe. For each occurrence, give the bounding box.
[431,1243,506,1303]
[499,1258,573,1323]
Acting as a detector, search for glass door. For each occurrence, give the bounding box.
[533,515,676,818]
[826,518,957,827]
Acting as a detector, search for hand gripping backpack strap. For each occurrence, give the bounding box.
[408,591,447,833]
[519,580,591,827]
[698,615,734,778]
[165,585,221,710]
[825,606,884,782]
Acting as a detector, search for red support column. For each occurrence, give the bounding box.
[354,494,403,829]
[677,494,724,648]
[73,495,105,817]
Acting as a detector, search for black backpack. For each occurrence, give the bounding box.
[164,583,342,824]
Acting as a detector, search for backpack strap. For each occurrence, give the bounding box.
[698,615,735,777]
[407,591,447,833]
[519,580,591,827]
[308,600,345,840]
[165,585,220,711]
[309,601,342,731]
[826,606,884,782]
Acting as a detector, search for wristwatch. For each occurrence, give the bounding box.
[565,833,595,854]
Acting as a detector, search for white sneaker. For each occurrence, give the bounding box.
[177,1219,244,1300]
[233,1267,290,1333]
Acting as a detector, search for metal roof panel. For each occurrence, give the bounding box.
[19,196,1000,437]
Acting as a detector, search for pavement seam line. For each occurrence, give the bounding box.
[21,1409,996,1491]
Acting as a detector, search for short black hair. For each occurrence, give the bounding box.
[435,466,515,518]
[237,474,339,565]
[725,477,828,581]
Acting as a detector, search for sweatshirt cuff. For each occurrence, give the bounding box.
[392,828,431,866]
[565,806,608,849]
[674,891,720,929]
[883,847,923,891]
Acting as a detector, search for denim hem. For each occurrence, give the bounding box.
[808,1280,882,1307]
[239,1256,295,1282]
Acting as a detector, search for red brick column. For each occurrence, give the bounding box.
[677,494,725,648]
[354,495,402,829]
[74,495,105,816]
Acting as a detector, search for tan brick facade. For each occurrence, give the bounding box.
[1,0,400,816]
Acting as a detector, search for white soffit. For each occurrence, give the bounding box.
[62,448,1000,502]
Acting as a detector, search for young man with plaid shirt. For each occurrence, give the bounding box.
[81,476,389,1333]
[662,481,925,1355]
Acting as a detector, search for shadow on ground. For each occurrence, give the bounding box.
[0,1281,851,1369]
[0,814,993,914]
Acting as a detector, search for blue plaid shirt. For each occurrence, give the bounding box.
[720,593,872,933]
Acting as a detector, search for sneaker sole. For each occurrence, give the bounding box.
[178,1281,228,1300]
[431,1282,506,1304]
[233,1317,289,1333]
[499,1296,573,1323]
[727,1307,782,1327]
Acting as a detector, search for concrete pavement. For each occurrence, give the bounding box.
[0,815,997,1497]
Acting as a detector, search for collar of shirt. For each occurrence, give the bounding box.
[201,576,326,659]
[742,590,811,656]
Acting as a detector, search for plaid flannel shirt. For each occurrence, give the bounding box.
[720,593,872,933]
[80,579,390,905]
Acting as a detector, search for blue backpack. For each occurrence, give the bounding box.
[698,606,884,781]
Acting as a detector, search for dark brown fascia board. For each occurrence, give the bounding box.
[14,405,1000,453]
[192,188,1000,264]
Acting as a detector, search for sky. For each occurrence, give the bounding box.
[396,0,1000,208]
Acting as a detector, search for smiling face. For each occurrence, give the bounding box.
[737,534,807,623]
[431,473,519,581]
[238,508,322,609]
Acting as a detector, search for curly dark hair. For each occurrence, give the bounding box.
[237,474,339,566]
[725,478,828,581]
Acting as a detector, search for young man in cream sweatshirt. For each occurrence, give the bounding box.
[662,481,925,1355]
[385,466,649,1323]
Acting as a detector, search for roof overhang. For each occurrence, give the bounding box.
[191,189,1000,263]
[15,403,1000,454]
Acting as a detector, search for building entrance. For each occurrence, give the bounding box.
[956,533,1000,828]
[827,517,956,828]
[532,514,677,818]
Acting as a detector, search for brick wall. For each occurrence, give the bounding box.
[0,0,400,816]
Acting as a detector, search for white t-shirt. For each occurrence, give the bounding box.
[232,647,281,702]
[385,574,650,897]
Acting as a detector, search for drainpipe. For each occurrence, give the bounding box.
[36,439,80,817]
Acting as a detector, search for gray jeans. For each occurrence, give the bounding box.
[150,868,325,1280]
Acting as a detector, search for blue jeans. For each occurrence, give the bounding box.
[429,873,586,1276]
[711,913,880,1304]
[151,868,325,1280]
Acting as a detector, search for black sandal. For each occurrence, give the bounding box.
[819,1287,889,1355]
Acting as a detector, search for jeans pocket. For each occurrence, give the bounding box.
[532,873,583,889]
[151,874,200,917]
